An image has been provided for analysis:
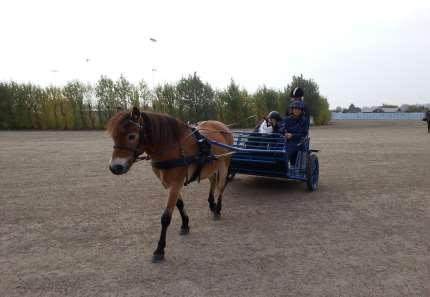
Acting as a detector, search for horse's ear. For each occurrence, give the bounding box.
[131,106,140,121]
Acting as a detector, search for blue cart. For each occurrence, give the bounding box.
[225,131,319,191]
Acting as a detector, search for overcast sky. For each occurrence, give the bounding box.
[1,0,430,108]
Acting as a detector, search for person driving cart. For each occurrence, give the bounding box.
[281,100,309,166]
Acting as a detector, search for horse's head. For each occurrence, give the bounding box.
[106,107,146,175]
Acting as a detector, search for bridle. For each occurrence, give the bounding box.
[112,111,151,162]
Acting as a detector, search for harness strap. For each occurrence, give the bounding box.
[184,128,211,185]
[151,156,197,170]
[150,127,217,186]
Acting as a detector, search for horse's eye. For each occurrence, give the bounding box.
[128,134,136,141]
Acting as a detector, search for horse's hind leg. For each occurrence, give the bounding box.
[213,165,229,218]
[208,173,217,213]
[176,193,189,235]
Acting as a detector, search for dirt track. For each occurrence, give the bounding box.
[1,121,429,297]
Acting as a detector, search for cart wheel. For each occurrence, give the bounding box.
[227,172,236,182]
[306,154,319,191]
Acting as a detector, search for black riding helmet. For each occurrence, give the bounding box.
[268,111,282,121]
[291,87,304,98]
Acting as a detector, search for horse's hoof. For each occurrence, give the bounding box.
[152,253,164,263]
[180,227,190,235]
[209,204,216,213]
[213,212,221,220]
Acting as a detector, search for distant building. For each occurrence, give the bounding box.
[365,106,400,113]
[399,104,409,112]
[380,107,400,113]
[362,106,377,113]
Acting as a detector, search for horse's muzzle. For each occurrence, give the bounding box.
[109,163,128,175]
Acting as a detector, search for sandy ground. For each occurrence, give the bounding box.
[1,121,429,297]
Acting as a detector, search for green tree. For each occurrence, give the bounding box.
[251,86,287,120]
[216,80,253,127]
[0,73,332,129]
[114,74,134,109]
[63,81,92,129]
[95,76,117,127]
[45,86,64,129]
[12,83,33,129]
[135,80,154,109]
[176,73,216,122]
[314,96,331,125]
[154,83,178,116]
[405,105,429,112]
[0,82,15,129]
[345,103,361,113]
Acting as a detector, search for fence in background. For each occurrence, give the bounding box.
[331,112,425,120]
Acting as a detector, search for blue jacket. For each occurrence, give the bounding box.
[280,115,309,142]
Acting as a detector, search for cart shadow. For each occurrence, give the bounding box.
[227,175,311,203]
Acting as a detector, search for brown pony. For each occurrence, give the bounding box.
[106,107,234,262]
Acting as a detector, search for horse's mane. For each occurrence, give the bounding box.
[106,111,187,146]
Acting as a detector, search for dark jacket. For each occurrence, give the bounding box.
[280,115,309,142]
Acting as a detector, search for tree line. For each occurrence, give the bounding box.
[0,73,331,130]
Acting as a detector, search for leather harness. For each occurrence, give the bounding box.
[151,127,217,186]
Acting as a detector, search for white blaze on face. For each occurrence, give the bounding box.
[109,157,130,168]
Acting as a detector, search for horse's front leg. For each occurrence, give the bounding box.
[153,185,181,262]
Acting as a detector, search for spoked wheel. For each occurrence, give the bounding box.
[306,154,319,191]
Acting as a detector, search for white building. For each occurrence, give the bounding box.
[380,107,400,113]
[362,106,377,113]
